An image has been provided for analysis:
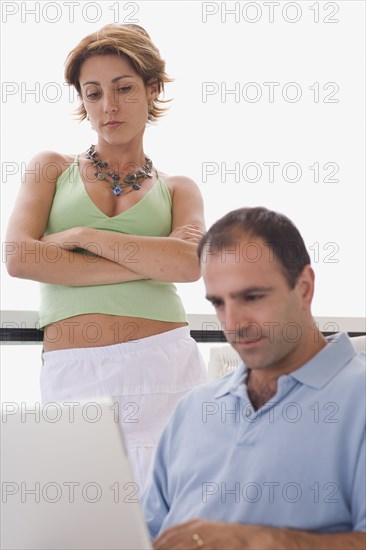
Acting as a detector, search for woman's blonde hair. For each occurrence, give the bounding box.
[64,24,172,122]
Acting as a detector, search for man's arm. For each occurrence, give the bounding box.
[141,428,171,540]
[153,519,366,549]
[153,434,366,549]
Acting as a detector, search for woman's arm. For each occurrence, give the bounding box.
[41,175,206,283]
[5,151,147,286]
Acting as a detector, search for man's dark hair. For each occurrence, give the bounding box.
[197,207,311,289]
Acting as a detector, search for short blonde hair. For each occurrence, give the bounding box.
[64,24,172,122]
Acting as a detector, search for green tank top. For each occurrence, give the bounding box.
[39,157,187,328]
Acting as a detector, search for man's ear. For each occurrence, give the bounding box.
[296,265,315,310]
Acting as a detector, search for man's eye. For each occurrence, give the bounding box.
[211,300,224,309]
[247,294,264,301]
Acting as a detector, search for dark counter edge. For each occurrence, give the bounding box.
[1,328,365,344]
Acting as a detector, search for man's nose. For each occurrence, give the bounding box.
[221,303,246,335]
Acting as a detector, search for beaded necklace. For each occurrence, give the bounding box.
[86,145,153,197]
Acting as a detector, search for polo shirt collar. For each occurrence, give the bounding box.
[214,362,247,398]
[288,332,356,389]
[213,332,356,398]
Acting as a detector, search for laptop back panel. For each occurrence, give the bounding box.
[1,399,152,550]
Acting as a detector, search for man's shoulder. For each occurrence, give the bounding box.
[342,352,366,397]
[311,333,366,394]
[337,350,365,384]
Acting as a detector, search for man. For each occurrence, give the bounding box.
[142,207,365,549]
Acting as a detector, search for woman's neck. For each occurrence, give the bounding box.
[94,141,147,174]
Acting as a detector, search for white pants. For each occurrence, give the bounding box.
[41,327,207,493]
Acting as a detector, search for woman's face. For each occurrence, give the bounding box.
[79,54,157,147]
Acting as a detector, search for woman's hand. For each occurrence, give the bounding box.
[169,224,205,244]
[40,227,86,250]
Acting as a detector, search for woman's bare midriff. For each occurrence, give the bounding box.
[42,314,187,352]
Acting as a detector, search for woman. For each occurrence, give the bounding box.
[5,24,207,491]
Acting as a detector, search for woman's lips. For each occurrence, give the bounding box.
[104,121,123,128]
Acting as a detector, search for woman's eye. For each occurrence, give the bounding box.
[118,86,132,93]
[84,89,101,100]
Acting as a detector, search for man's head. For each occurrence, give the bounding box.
[198,207,319,374]
[198,207,311,288]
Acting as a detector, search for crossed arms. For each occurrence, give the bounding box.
[5,152,205,285]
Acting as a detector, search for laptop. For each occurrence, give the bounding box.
[1,398,152,549]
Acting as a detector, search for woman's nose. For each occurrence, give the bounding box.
[103,91,119,113]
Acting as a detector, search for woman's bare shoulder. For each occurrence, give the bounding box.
[30,150,76,166]
[158,171,201,193]
[27,151,77,180]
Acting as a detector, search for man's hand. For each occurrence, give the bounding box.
[153,519,271,550]
[153,519,366,550]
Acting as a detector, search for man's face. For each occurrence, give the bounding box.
[201,235,313,374]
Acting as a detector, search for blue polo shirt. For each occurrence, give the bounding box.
[142,333,366,538]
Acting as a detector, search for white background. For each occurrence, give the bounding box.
[1,1,365,401]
